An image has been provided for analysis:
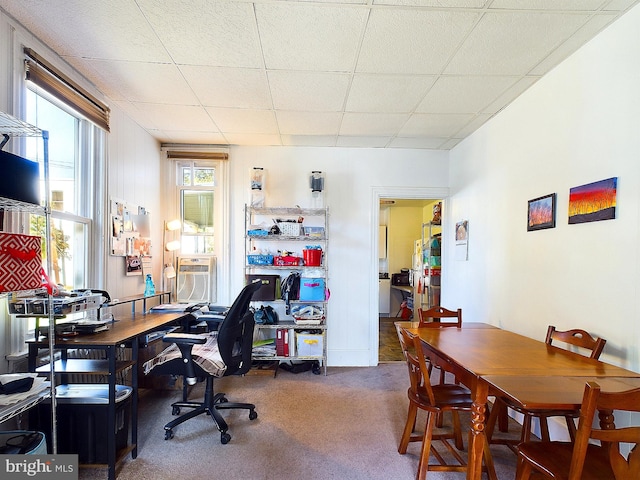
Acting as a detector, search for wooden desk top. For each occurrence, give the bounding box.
[484,375,640,411]
[28,311,190,348]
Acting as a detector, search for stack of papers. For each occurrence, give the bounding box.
[0,374,49,406]
[252,338,276,356]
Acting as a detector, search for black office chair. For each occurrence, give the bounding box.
[143,280,262,444]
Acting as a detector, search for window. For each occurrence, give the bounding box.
[177,162,216,254]
[7,68,106,354]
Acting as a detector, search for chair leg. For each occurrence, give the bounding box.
[416,412,437,480]
[451,411,464,451]
[515,458,533,480]
[485,401,498,442]
[399,401,419,454]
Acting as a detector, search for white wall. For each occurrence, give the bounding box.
[228,146,448,365]
[104,105,163,302]
[446,4,640,374]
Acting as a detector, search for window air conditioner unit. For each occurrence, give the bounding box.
[176,255,217,304]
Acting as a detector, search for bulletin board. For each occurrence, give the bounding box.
[110,198,152,262]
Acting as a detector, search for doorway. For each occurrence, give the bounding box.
[373,189,447,364]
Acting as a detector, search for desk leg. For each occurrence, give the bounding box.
[131,340,138,459]
[467,379,489,480]
[107,345,116,480]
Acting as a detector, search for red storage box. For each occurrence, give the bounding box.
[274,255,302,266]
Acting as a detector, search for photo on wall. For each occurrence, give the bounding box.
[568,177,617,225]
[527,193,556,231]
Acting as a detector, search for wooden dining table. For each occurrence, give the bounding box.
[395,321,640,480]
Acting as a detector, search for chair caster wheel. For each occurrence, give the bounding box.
[165,429,174,440]
[249,410,258,421]
[220,432,231,444]
[172,406,180,415]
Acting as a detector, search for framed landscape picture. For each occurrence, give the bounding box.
[568,177,617,224]
[527,193,556,231]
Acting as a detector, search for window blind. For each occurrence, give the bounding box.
[24,48,110,132]
[166,150,228,160]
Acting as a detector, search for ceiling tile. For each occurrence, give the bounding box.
[131,103,218,132]
[357,9,481,74]
[281,135,338,147]
[416,76,519,114]
[223,133,282,146]
[489,0,605,10]
[155,130,228,144]
[373,0,488,6]
[399,113,474,137]
[340,113,409,136]
[452,113,493,138]
[276,111,343,135]
[388,137,449,149]
[0,0,170,62]
[346,75,437,113]
[83,59,199,104]
[529,13,617,75]
[439,138,464,149]
[137,0,263,68]
[481,76,540,113]
[445,11,592,75]
[256,3,367,71]
[336,136,392,148]
[205,108,278,134]
[268,71,351,111]
[180,65,272,109]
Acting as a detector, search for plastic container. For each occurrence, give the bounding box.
[303,248,322,266]
[32,384,132,464]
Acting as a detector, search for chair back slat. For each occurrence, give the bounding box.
[417,306,462,328]
[546,325,606,359]
[396,326,436,405]
[568,382,640,480]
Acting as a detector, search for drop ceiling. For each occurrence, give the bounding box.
[0,0,637,150]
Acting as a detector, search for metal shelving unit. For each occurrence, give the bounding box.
[245,205,329,375]
[0,111,55,444]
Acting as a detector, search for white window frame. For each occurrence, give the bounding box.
[162,148,230,304]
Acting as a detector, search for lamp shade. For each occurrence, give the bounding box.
[165,240,180,252]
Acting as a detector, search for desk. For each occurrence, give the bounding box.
[396,323,640,480]
[28,311,190,480]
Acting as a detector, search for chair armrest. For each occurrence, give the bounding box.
[163,332,207,345]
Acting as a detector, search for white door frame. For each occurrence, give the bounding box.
[370,186,449,365]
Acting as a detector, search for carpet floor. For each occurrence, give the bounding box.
[78,364,520,480]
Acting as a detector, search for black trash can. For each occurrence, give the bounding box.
[32,384,131,464]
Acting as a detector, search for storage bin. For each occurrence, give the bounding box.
[31,384,132,464]
[299,278,325,301]
[246,274,280,301]
[302,248,322,266]
[273,255,302,266]
[277,222,302,236]
[247,254,274,265]
[0,431,47,454]
[296,333,323,357]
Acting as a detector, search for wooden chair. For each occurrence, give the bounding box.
[417,306,462,386]
[396,326,496,480]
[417,306,462,328]
[486,325,606,450]
[515,381,640,480]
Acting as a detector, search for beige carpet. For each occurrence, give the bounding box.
[79,364,519,480]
